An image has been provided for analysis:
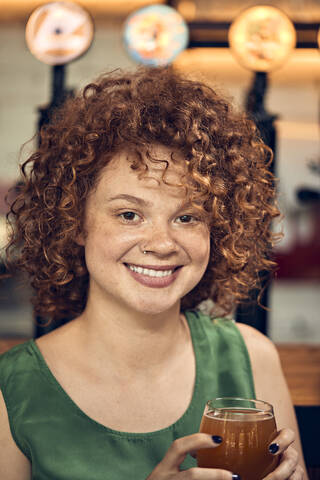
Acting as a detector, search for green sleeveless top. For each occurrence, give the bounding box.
[0,310,255,480]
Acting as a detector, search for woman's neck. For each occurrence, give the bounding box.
[73,298,190,379]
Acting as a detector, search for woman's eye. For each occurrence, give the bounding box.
[177,214,196,224]
[120,212,140,222]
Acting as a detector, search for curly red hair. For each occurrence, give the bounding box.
[4,66,282,322]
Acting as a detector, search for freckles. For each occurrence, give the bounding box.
[187,231,210,257]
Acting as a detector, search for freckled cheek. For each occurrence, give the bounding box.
[180,232,210,268]
[88,227,142,261]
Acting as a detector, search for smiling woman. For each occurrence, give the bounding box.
[4,67,280,321]
[0,66,307,480]
[76,147,210,316]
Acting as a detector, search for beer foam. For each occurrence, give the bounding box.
[205,408,274,422]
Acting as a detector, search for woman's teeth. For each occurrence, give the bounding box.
[127,265,174,277]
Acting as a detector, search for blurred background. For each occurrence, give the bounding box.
[0,0,319,343]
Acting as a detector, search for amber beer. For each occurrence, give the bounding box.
[197,398,279,480]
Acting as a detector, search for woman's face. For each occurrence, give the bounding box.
[79,145,210,315]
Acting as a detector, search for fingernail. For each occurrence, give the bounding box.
[232,475,241,480]
[212,435,222,444]
[269,443,279,454]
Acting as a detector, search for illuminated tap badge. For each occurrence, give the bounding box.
[25,1,94,65]
[228,6,296,72]
[123,5,189,66]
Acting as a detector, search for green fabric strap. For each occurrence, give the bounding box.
[0,310,255,480]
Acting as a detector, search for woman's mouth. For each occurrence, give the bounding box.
[124,263,182,288]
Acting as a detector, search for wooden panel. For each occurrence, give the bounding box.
[276,344,320,406]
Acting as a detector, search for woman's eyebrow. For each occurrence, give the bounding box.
[107,194,194,211]
[107,194,151,207]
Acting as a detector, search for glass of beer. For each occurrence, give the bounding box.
[197,397,279,480]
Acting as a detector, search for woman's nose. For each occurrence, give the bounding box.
[141,223,178,256]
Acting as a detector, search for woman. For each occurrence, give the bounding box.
[0,66,306,479]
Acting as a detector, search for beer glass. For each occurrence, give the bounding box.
[197,397,279,480]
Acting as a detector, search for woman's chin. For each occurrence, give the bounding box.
[131,298,180,316]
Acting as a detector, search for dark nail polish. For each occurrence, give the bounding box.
[269,443,279,454]
[232,475,241,480]
[212,435,222,444]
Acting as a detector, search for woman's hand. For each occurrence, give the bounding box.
[263,428,304,479]
[146,433,238,479]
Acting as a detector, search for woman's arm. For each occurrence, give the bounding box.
[237,323,308,479]
[0,389,31,480]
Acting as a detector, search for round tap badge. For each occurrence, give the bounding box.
[228,5,296,72]
[123,4,189,66]
[25,1,94,65]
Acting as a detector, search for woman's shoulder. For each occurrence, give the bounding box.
[188,309,279,362]
[0,340,34,372]
[236,322,280,362]
[236,323,283,398]
[0,321,74,379]
[0,340,37,402]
